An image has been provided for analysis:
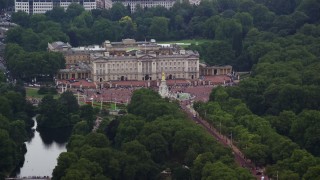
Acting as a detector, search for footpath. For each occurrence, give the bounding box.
[180,101,268,180]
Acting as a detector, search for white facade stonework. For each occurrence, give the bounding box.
[116,0,176,12]
[15,0,96,14]
[91,50,199,82]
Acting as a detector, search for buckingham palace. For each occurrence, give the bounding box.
[91,42,200,82]
[50,39,232,83]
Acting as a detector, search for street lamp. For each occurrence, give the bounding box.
[90,97,93,107]
[230,131,233,146]
[100,96,103,112]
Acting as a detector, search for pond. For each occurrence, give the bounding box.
[16,116,72,177]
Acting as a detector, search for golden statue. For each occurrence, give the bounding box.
[162,71,165,81]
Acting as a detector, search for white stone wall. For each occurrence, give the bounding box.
[33,1,53,14]
[119,0,176,12]
[83,1,96,10]
[92,56,199,82]
[15,1,29,13]
[59,2,74,10]
[15,0,96,14]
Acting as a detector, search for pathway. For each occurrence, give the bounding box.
[92,116,103,132]
[180,101,268,180]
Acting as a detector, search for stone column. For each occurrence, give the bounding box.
[151,61,157,80]
[184,60,188,79]
[137,61,142,80]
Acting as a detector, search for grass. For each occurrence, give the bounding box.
[26,87,59,99]
[158,39,213,47]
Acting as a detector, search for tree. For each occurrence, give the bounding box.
[192,152,216,179]
[239,0,256,13]
[250,4,275,30]
[122,140,151,161]
[105,119,120,142]
[85,133,110,148]
[269,111,296,136]
[5,27,24,45]
[66,3,85,19]
[52,152,78,180]
[119,16,137,38]
[244,143,269,166]
[215,0,239,12]
[59,91,79,115]
[37,95,69,128]
[62,158,105,179]
[200,41,235,66]
[110,3,129,21]
[81,147,121,179]
[272,15,296,36]
[0,0,12,10]
[194,1,216,17]
[201,161,237,180]
[298,0,320,23]
[29,14,47,30]
[290,110,320,156]
[203,16,220,39]
[144,133,168,163]
[0,129,17,174]
[9,120,27,144]
[11,11,29,27]
[262,0,297,15]
[79,104,95,129]
[46,7,66,22]
[303,165,320,180]
[91,19,116,43]
[234,12,253,36]
[149,17,169,40]
[0,96,12,118]
[209,86,229,103]
[72,121,90,135]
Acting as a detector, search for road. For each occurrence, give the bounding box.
[180,101,268,180]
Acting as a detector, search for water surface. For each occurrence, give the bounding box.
[18,117,71,177]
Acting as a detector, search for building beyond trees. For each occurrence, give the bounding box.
[14,0,202,14]
[49,39,232,84]
[14,0,96,14]
[100,0,201,12]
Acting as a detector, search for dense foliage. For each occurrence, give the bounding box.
[3,0,320,178]
[37,91,95,129]
[5,0,320,73]
[0,0,13,10]
[195,87,320,179]
[52,89,253,179]
[0,77,35,178]
[4,43,65,82]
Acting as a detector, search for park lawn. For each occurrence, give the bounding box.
[158,39,213,46]
[26,87,59,99]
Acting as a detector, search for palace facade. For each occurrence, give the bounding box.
[91,49,199,82]
[52,39,232,83]
[92,39,199,82]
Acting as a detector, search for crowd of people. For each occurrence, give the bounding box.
[55,75,235,104]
